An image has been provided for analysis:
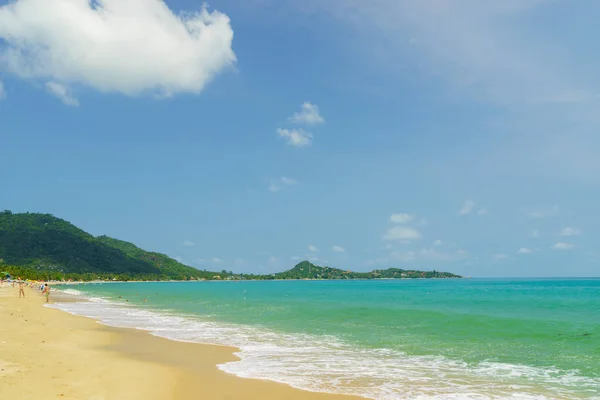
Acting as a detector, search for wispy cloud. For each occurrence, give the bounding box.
[182,239,195,247]
[369,247,468,265]
[518,247,534,254]
[307,0,594,106]
[560,227,581,237]
[289,102,324,125]
[383,226,421,242]
[173,256,187,264]
[332,245,346,253]
[308,245,319,252]
[0,80,5,99]
[276,128,313,147]
[256,0,600,182]
[195,257,223,265]
[459,200,475,215]
[268,176,298,192]
[552,242,575,251]
[45,81,79,106]
[433,239,443,246]
[492,253,508,261]
[390,213,414,224]
[526,205,559,219]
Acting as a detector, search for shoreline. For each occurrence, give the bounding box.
[0,285,364,400]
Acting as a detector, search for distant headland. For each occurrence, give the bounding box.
[0,211,461,282]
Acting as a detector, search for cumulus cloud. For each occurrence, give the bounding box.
[552,242,574,251]
[518,247,533,254]
[289,102,324,125]
[308,245,318,252]
[0,0,235,99]
[383,226,421,242]
[268,176,298,192]
[390,213,413,224]
[182,239,195,247]
[332,245,345,253]
[276,128,313,147]
[45,81,79,106]
[561,227,581,237]
[459,200,475,215]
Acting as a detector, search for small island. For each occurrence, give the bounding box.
[0,211,461,281]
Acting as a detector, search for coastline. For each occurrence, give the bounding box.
[0,285,363,400]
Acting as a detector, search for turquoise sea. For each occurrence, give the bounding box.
[52,279,600,399]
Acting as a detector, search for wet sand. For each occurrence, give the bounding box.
[0,284,364,400]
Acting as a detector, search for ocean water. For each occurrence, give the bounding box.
[50,279,600,399]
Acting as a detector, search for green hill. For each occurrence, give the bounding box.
[0,211,217,281]
[266,261,460,280]
[0,211,461,281]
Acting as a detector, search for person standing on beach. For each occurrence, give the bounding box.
[42,284,50,303]
[18,280,25,298]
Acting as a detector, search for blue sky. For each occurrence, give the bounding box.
[1,0,599,277]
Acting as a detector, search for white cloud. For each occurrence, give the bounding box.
[0,0,235,99]
[459,200,475,215]
[211,257,223,263]
[383,226,421,242]
[308,245,318,252]
[268,176,298,192]
[526,205,559,219]
[0,80,5,99]
[390,213,413,224]
[45,81,79,106]
[477,208,488,215]
[560,227,581,237]
[182,239,195,247]
[433,239,443,246]
[276,128,313,147]
[289,102,324,125]
[332,245,345,253]
[552,242,575,251]
[493,253,508,261]
[518,247,533,254]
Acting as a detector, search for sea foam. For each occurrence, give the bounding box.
[48,293,600,400]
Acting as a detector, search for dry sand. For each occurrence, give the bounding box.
[0,284,364,400]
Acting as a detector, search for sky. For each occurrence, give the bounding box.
[1,0,599,277]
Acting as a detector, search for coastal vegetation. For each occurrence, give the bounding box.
[0,211,461,281]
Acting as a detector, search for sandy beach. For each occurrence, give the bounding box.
[0,284,363,400]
